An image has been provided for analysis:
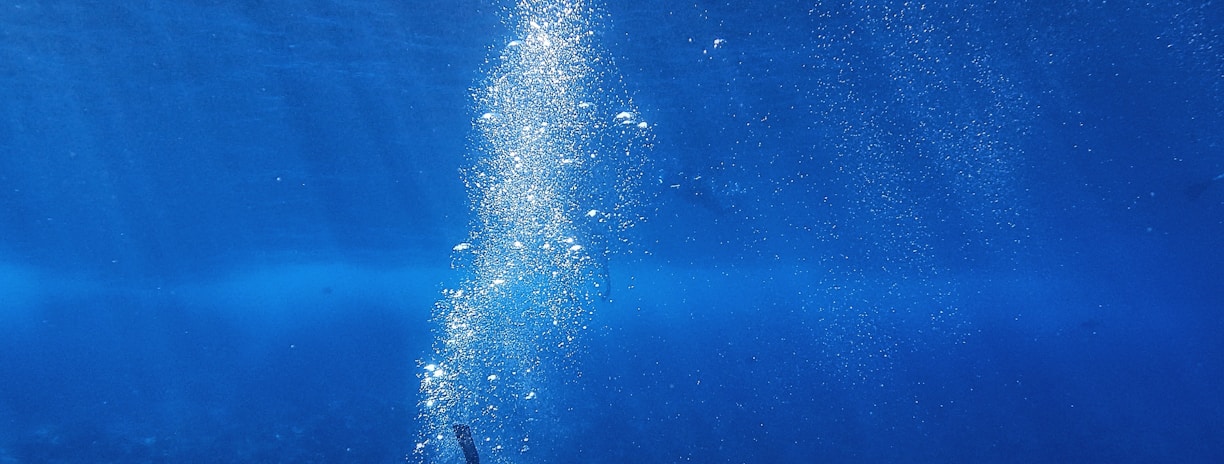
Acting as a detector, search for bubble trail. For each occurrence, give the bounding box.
[415,1,649,463]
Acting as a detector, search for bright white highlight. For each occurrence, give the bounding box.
[416,1,650,462]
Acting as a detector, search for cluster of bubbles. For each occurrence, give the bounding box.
[793,1,1030,383]
[416,1,649,462]
[1159,0,1224,140]
[810,0,1027,268]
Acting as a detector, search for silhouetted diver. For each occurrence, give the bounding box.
[453,424,480,464]
[1187,172,1224,200]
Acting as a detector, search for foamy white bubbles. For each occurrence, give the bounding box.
[418,1,650,462]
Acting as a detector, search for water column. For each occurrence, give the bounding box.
[416,1,648,462]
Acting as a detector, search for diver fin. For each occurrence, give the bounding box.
[453,424,480,464]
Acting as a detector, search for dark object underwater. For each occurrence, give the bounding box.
[1187,172,1224,200]
[453,424,480,464]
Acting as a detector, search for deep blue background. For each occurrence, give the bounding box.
[2,1,1223,463]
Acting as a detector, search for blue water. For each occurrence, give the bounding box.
[2,1,1223,463]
